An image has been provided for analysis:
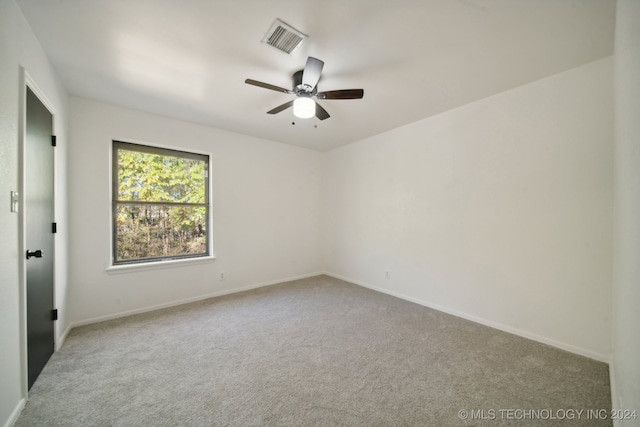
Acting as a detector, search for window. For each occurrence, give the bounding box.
[112,141,210,265]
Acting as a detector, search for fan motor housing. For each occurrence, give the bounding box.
[293,70,317,96]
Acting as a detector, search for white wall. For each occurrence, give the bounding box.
[324,58,613,361]
[68,97,323,324]
[0,1,70,426]
[612,0,640,422]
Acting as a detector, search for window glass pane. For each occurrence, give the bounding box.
[117,149,206,203]
[115,204,207,262]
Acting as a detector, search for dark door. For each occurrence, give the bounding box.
[25,86,55,390]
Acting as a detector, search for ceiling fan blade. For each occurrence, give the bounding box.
[315,102,330,121]
[267,100,294,115]
[316,89,364,100]
[245,79,293,94]
[302,57,324,90]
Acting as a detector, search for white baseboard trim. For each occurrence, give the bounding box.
[324,271,610,364]
[56,323,73,351]
[68,272,324,330]
[63,270,610,363]
[609,360,622,427]
[4,398,25,427]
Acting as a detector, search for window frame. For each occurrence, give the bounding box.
[110,140,212,267]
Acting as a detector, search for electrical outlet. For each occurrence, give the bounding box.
[220,272,225,281]
[385,270,391,279]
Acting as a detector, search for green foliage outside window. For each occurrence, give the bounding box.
[113,141,209,264]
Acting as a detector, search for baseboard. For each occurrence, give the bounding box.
[609,360,622,427]
[56,323,73,351]
[64,270,609,363]
[69,272,324,330]
[324,271,610,364]
[4,398,25,427]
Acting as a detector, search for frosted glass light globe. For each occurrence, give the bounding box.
[293,97,315,119]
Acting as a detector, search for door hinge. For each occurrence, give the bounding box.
[51,309,58,321]
[52,222,57,233]
[51,135,57,147]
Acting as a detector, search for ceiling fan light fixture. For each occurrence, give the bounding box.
[245,56,363,122]
[293,97,315,119]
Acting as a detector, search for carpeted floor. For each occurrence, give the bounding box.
[16,275,611,426]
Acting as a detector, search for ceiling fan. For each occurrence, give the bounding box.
[245,56,364,121]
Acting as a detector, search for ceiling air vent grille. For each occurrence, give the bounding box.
[262,19,307,54]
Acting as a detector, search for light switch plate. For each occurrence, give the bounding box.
[10,191,19,213]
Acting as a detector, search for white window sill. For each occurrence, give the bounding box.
[106,255,216,274]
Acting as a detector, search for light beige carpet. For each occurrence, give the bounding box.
[16,275,611,426]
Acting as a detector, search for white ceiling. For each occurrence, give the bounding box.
[16,0,615,151]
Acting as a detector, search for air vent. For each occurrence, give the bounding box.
[262,19,307,55]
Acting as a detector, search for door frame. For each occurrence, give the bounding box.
[18,68,58,398]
